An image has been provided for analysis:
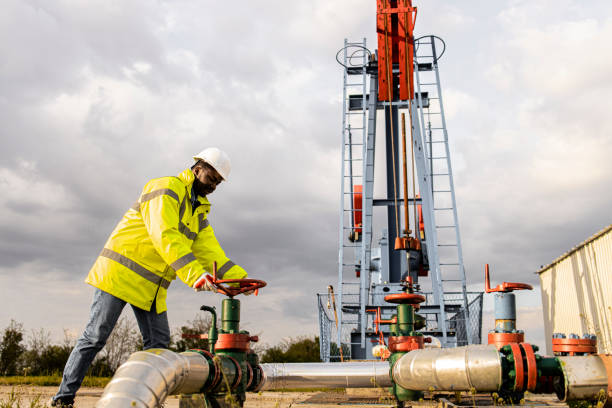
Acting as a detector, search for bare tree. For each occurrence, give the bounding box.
[20,327,55,375]
[61,329,76,350]
[99,314,142,371]
[188,314,211,334]
[26,327,52,351]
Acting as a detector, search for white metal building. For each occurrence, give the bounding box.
[538,224,612,355]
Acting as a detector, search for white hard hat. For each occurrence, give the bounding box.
[193,147,231,180]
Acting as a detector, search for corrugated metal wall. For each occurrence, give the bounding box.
[539,225,612,355]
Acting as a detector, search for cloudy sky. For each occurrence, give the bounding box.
[1,0,611,353]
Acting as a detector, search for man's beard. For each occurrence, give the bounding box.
[193,177,215,197]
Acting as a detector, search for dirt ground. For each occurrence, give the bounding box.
[0,386,566,408]
[0,386,395,408]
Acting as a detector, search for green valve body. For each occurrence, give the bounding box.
[396,304,415,335]
[213,298,254,407]
[184,275,267,407]
[189,298,259,407]
[389,303,423,403]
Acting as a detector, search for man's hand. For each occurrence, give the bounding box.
[243,289,255,296]
[193,274,217,293]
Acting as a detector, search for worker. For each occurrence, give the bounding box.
[51,148,248,407]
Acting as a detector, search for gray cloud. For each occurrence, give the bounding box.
[1,0,611,348]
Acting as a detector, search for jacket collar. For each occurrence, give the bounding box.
[177,168,210,206]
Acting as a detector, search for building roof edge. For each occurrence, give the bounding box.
[536,223,612,275]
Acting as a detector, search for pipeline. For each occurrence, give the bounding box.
[97,346,612,407]
[392,344,502,392]
[96,349,210,408]
[259,361,392,390]
[96,350,390,407]
[392,345,612,404]
[96,349,244,408]
[556,355,610,402]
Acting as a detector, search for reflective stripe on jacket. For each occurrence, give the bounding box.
[85,168,247,313]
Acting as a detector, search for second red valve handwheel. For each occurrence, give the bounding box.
[384,293,425,305]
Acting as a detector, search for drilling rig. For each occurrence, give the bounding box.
[317,0,483,361]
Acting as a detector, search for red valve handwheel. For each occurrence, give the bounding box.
[204,261,266,297]
[384,293,425,305]
[207,276,266,297]
[485,264,533,293]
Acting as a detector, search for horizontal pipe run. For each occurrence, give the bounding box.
[96,349,210,408]
[557,355,609,402]
[259,362,392,390]
[392,345,502,392]
[97,351,391,406]
[95,346,612,407]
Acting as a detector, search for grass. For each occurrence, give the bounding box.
[0,376,110,388]
[0,389,46,408]
[265,388,345,393]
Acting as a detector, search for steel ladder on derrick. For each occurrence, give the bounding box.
[413,35,471,346]
[336,38,375,357]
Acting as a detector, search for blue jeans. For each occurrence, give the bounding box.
[54,288,170,402]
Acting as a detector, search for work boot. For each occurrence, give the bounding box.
[49,397,74,408]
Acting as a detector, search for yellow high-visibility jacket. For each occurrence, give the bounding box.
[85,168,247,313]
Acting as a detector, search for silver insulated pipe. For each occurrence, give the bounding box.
[392,345,503,392]
[258,361,392,390]
[97,350,392,407]
[556,355,610,401]
[96,349,210,408]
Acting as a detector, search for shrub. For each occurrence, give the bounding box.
[260,336,321,363]
[0,320,25,376]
